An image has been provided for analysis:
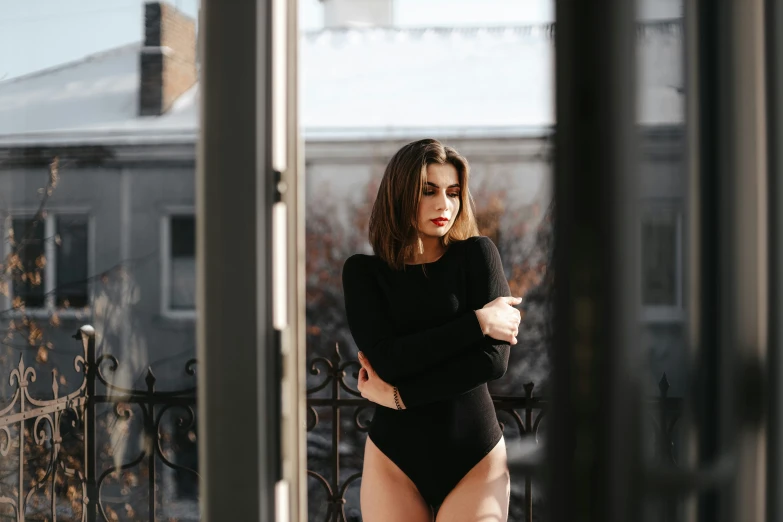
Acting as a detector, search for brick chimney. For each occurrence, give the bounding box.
[139,2,197,116]
[322,0,393,28]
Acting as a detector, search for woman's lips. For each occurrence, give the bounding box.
[431,219,448,226]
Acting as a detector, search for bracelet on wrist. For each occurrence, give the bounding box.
[393,386,402,410]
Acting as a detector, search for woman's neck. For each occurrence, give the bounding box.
[406,236,446,265]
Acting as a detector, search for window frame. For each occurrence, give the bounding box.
[3,209,94,318]
[160,207,197,320]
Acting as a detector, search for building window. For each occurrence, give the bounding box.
[8,215,90,311]
[163,214,196,316]
[640,206,683,322]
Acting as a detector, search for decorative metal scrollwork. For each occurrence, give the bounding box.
[0,425,11,457]
[353,404,374,433]
[0,326,683,522]
[155,404,200,479]
[0,326,198,522]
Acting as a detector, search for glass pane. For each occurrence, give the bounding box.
[305,1,554,519]
[641,209,678,307]
[56,215,89,308]
[11,218,45,308]
[170,215,196,310]
[0,2,201,520]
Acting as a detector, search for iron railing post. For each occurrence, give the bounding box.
[80,325,97,522]
[658,373,675,521]
[331,345,341,522]
[146,370,156,522]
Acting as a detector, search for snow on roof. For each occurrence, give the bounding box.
[0,22,683,146]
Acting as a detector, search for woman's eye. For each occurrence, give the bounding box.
[422,191,460,197]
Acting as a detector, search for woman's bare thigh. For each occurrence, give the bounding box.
[435,437,510,522]
[361,436,433,522]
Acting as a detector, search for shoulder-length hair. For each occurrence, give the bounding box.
[369,138,480,270]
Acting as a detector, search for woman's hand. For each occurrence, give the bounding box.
[357,352,406,410]
[475,296,523,344]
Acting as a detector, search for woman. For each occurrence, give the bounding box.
[342,138,522,521]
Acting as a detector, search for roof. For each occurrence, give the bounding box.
[0,22,683,146]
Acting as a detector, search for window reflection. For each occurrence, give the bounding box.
[56,215,89,309]
[640,206,683,321]
[169,215,196,311]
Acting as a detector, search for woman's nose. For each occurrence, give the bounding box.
[436,192,448,209]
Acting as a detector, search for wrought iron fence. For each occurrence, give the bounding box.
[306,343,683,522]
[0,325,681,522]
[0,325,198,522]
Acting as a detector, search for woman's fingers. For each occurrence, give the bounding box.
[509,326,519,344]
[358,351,375,376]
[479,298,524,343]
[358,352,369,372]
[357,367,368,395]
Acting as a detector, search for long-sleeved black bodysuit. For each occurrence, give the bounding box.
[342,236,511,511]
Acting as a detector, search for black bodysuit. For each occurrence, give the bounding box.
[342,236,511,511]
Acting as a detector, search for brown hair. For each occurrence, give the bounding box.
[369,138,480,270]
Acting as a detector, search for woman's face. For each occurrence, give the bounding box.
[417,162,461,240]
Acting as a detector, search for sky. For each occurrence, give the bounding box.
[0,0,679,81]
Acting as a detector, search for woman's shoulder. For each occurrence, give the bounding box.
[454,235,497,254]
[453,236,501,268]
[343,253,382,277]
[461,235,494,246]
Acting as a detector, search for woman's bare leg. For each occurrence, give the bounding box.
[434,438,510,522]
[361,437,434,522]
